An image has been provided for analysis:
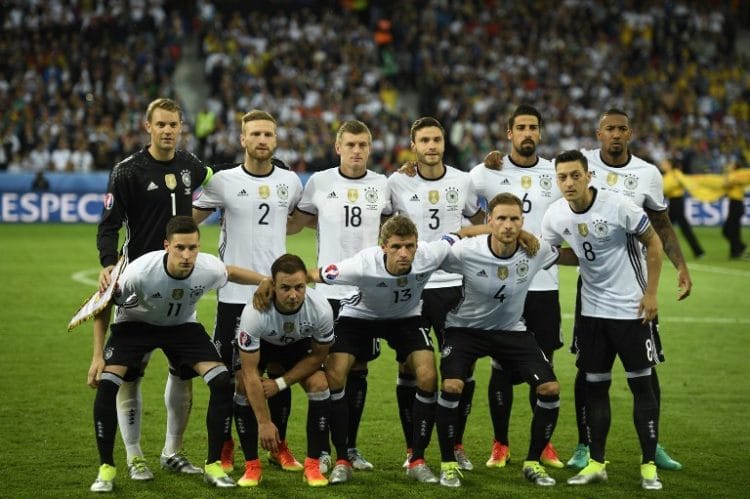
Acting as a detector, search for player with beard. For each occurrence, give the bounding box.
[470,105,564,471]
[388,117,484,471]
[193,110,304,483]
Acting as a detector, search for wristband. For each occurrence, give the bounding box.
[274,377,288,391]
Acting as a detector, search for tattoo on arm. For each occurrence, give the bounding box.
[646,209,686,269]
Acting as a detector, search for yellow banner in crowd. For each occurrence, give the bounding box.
[669,169,750,203]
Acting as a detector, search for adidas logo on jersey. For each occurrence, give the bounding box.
[150,292,162,298]
[147,182,158,191]
[237,189,249,197]
[501,178,511,185]
[410,194,420,201]
[376,282,388,287]
[327,192,338,199]
[563,228,571,235]
[476,269,488,277]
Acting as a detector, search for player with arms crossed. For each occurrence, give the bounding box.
[92,98,221,479]
[388,116,484,470]
[90,216,270,492]
[192,110,304,477]
[234,254,334,487]
[288,120,393,472]
[542,150,665,490]
[435,193,573,488]
[470,105,564,470]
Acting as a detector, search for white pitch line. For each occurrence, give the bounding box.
[72,268,99,287]
[689,263,750,278]
[561,313,750,324]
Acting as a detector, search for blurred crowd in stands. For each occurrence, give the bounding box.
[1,0,748,175]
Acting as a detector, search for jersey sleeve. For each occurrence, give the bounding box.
[440,239,465,274]
[541,209,564,246]
[297,173,319,215]
[236,306,263,353]
[96,164,128,267]
[206,255,229,290]
[112,260,141,306]
[312,299,335,344]
[644,169,668,211]
[619,199,652,236]
[539,240,560,269]
[462,178,482,218]
[319,253,363,286]
[193,171,224,209]
[289,174,304,213]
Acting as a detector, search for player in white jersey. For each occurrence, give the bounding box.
[234,254,335,488]
[389,117,484,470]
[193,110,305,475]
[542,150,665,491]
[566,109,690,471]
[470,105,564,470]
[289,120,393,472]
[309,215,490,485]
[435,193,574,488]
[89,216,271,493]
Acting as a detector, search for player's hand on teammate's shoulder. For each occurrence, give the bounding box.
[397,160,418,177]
[253,278,274,310]
[484,150,504,170]
[518,230,540,256]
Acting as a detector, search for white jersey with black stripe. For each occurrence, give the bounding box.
[582,148,667,212]
[388,165,481,288]
[442,235,559,331]
[541,189,652,320]
[297,167,393,300]
[113,251,227,326]
[235,286,334,351]
[319,236,459,320]
[193,165,303,303]
[470,157,561,291]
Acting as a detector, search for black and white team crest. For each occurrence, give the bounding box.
[441,345,452,358]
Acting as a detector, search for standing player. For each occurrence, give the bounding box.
[470,105,564,470]
[436,193,572,488]
[542,150,665,490]
[389,116,484,470]
[289,120,393,472]
[235,254,334,488]
[90,216,270,492]
[309,215,486,484]
[566,109,689,471]
[192,110,304,477]
[91,98,218,479]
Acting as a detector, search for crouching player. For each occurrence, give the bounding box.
[90,216,270,492]
[435,193,578,488]
[233,254,334,487]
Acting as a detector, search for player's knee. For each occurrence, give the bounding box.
[303,371,329,393]
[442,378,464,395]
[204,365,231,390]
[536,380,560,397]
[414,364,437,391]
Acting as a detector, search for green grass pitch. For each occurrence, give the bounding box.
[0,224,748,497]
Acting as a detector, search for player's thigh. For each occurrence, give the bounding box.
[162,322,222,376]
[523,290,563,355]
[107,322,158,371]
[439,328,484,382]
[575,316,618,373]
[610,319,659,372]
